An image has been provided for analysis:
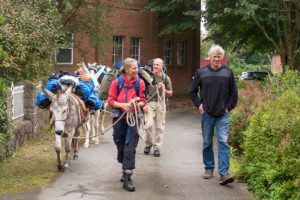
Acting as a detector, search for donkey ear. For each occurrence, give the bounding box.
[65,86,73,95]
[43,88,55,100]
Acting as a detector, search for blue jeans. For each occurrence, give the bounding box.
[200,112,230,176]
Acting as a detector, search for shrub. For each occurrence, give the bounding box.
[230,81,266,154]
[235,90,300,200]
[267,69,300,98]
[0,79,12,161]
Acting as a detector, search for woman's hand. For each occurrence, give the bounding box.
[122,103,132,112]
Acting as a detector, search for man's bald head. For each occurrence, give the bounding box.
[153,58,164,75]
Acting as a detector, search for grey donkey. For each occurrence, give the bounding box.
[44,86,89,171]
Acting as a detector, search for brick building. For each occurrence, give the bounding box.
[56,0,200,95]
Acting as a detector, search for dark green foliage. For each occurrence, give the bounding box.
[0,15,6,62]
[0,0,64,81]
[235,90,300,199]
[204,0,300,69]
[146,0,200,35]
[0,79,12,161]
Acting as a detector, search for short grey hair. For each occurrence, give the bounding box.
[208,44,225,57]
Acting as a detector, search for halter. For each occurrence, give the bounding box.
[50,97,69,122]
[50,93,89,126]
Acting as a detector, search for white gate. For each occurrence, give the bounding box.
[11,83,25,120]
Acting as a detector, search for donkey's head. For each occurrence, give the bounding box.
[44,86,72,136]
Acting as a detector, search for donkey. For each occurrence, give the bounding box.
[44,86,89,171]
[83,94,108,148]
[84,109,100,148]
[83,64,109,148]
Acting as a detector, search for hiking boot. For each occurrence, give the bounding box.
[144,146,151,155]
[123,170,135,192]
[154,149,160,157]
[120,170,131,182]
[219,174,234,185]
[203,169,213,179]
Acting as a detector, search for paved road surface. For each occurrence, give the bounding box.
[5,110,252,200]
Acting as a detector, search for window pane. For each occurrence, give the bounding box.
[56,48,72,64]
[113,36,124,64]
[163,40,172,65]
[177,41,186,65]
[130,37,140,61]
[56,33,73,64]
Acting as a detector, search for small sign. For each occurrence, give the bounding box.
[271,54,283,74]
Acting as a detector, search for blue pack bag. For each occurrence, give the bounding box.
[85,90,102,110]
[45,79,61,94]
[74,80,94,100]
[36,79,61,109]
[35,92,51,109]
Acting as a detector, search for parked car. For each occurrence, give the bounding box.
[239,71,271,81]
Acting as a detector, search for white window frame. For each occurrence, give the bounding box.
[177,41,186,65]
[163,39,172,65]
[130,37,140,61]
[55,33,73,65]
[112,36,124,64]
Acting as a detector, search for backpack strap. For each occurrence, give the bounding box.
[162,72,166,84]
[134,77,140,96]
[117,76,141,102]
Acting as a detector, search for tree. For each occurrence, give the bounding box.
[0,0,116,81]
[0,0,64,81]
[146,0,201,35]
[204,0,300,70]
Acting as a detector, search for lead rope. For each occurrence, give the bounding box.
[71,84,165,140]
[156,84,166,114]
[126,98,146,140]
[72,111,126,139]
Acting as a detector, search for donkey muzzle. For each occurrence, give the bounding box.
[55,130,63,136]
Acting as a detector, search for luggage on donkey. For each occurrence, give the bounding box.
[74,77,102,110]
[36,71,102,110]
[98,61,123,100]
[35,78,62,109]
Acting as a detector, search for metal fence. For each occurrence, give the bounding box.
[11,83,25,120]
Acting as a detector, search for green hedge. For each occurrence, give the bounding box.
[235,90,300,200]
[0,78,12,161]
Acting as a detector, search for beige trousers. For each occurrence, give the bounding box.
[144,101,166,150]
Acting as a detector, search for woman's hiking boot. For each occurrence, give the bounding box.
[120,170,131,182]
[123,170,135,192]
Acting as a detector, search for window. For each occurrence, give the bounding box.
[112,36,124,64]
[163,40,172,65]
[177,41,186,65]
[130,37,140,61]
[55,33,73,64]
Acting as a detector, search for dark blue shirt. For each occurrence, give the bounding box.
[189,64,238,117]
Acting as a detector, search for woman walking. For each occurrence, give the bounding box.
[108,58,146,192]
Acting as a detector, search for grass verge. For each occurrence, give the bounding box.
[0,127,57,195]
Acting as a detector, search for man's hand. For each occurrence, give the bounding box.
[158,82,164,91]
[199,104,204,113]
[143,105,148,113]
